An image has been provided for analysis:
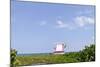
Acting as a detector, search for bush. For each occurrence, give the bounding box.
[79,44,95,62]
[11,49,20,67]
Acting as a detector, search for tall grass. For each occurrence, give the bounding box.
[17,54,79,66]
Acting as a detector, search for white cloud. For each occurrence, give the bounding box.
[39,16,95,30]
[57,20,67,27]
[54,16,95,30]
[40,21,47,26]
[74,16,94,27]
[56,20,68,28]
[55,20,74,30]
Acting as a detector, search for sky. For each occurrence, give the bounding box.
[11,1,95,54]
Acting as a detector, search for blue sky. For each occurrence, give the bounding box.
[11,1,95,54]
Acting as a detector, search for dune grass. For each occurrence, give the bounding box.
[16,53,79,66]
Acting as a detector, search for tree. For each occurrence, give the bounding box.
[11,49,20,67]
[79,44,95,62]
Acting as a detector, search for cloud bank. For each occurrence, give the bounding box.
[55,16,95,30]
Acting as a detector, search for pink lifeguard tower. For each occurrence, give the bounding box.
[53,42,66,54]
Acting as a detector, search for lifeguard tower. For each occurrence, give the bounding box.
[53,42,66,54]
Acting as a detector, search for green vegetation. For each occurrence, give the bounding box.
[11,44,95,66]
[10,49,20,67]
[17,54,79,66]
[78,44,95,62]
